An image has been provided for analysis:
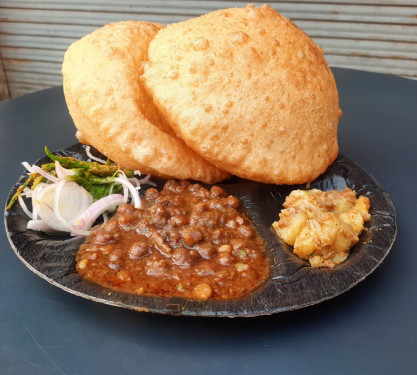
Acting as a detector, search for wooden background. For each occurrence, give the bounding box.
[0,0,417,100]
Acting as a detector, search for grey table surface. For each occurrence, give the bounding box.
[0,68,416,375]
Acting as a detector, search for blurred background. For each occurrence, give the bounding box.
[0,0,416,101]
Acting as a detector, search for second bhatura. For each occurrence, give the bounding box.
[142,4,342,184]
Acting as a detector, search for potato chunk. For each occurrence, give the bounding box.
[273,188,371,268]
[272,210,308,246]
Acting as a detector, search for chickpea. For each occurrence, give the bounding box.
[180,226,203,247]
[118,213,136,225]
[217,244,232,254]
[193,283,212,299]
[78,258,88,269]
[117,203,135,215]
[239,225,254,239]
[235,263,249,272]
[225,219,238,229]
[225,196,239,208]
[144,188,159,201]
[210,185,226,198]
[194,243,214,260]
[103,221,118,232]
[129,241,149,259]
[219,254,234,266]
[235,216,244,225]
[94,232,119,245]
[116,270,131,282]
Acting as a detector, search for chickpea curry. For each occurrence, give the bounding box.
[76,180,269,300]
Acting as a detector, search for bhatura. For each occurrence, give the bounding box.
[63,5,341,185]
[62,21,229,184]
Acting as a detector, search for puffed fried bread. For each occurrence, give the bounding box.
[141,5,341,184]
[62,21,229,183]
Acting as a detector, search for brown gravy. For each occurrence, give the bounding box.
[76,180,269,299]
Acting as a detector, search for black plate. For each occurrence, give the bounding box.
[4,143,396,317]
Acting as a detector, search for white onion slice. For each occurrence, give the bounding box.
[144,179,156,187]
[55,160,75,180]
[22,161,59,183]
[72,194,124,234]
[18,195,33,219]
[120,182,129,203]
[21,187,33,198]
[114,177,142,208]
[128,178,140,188]
[32,165,59,183]
[31,183,47,221]
[102,212,109,225]
[21,161,36,174]
[84,145,107,164]
[138,174,151,184]
[27,219,56,232]
[34,181,93,232]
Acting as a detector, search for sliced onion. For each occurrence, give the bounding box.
[31,165,59,183]
[84,145,107,164]
[21,187,33,198]
[55,160,75,180]
[128,178,140,188]
[144,179,156,187]
[34,181,93,232]
[114,177,142,208]
[18,195,33,219]
[102,211,109,225]
[27,220,57,232]
[121,182,129,203]
[31,183,48,221]
[54,180,93,232]
[21,161,36,174]
[115,169,127,178]
[72,194,124,234]
[114,171,130,202]
[138,174,151,184]
[22,161,59,183]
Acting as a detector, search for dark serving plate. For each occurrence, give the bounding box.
[4,143,397,317]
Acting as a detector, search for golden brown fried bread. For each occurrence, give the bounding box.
[141,5,341,184]
[62,21,229,183]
